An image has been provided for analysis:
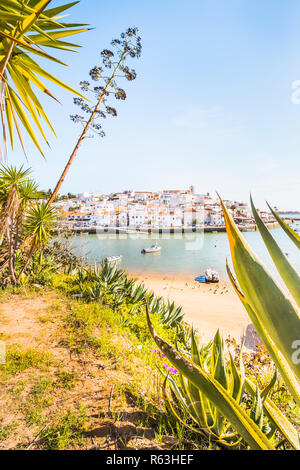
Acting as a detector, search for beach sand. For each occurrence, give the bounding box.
[129,271,260,350]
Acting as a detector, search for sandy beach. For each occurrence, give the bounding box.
[129,271,259,349]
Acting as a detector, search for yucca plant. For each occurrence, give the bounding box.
[18,200,57,279]
[0,0,89,157]
[0,164,46,282]
[220,197,300,407]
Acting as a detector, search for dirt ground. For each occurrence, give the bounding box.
[0,291,193,450]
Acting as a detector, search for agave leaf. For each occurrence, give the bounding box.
[220,199,300,382]
[251,197,300,307]
[245,378,300,450]
[212,330,229,435]
[163,375,209,438]
[267,203,300,250]
[250,385,264,429]
[226,261,300,406]
[189,330,211,428]
[146,304,275,450]
[212,330,228,390]
[229,353,244,404]
[261,368,278,403]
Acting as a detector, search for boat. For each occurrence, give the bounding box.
[141,244,161,254]
[195,268,220,284]
[105,255,122,263]
[205,268,220,283]
[194,275,206,283]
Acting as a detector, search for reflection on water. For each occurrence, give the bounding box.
[70,223,300,281]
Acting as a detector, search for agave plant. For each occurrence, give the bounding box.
[162,329,244,448]
[162,301,184,327]
[162,329,285,448]
[75,261,126,302]
[74,266,89,291]
[175,323,192,350]
[146,304,300,450]
[130,283,147,305]
[220,197,300,406]
[0,0,89,157]
[147,292,184,327]
[99,260,125,288]
[146,198,300,450]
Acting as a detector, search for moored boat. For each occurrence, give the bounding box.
[195,268,220,283]
[141,244,161,254]
[105,255,122,263]
[205,268,220,283]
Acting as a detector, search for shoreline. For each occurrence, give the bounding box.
[67,220,280,235]
[128,270,259,350]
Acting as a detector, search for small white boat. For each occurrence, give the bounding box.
[105,255,122,263]
[205,268,220,283]
[141,244,161,254]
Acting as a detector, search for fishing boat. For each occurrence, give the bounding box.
[105,255,122,263]
[141,244,161,254]
[205,268,220,283]
[195,268,220,284]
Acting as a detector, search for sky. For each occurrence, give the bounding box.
[4,0,300,210]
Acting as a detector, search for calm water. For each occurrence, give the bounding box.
[70,221,300,282]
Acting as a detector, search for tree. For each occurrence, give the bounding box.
[0,0,89,158]
[0,165,32,282]
[18,201,56,280]
[0,164,55,284]
[48,27,142,205]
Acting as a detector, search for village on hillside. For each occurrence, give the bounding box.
[52,186,275,231]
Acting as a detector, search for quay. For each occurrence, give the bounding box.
[69,221,280,235]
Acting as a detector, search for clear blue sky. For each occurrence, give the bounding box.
[8,0,300,210]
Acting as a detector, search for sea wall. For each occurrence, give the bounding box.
[70,221,280,235]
